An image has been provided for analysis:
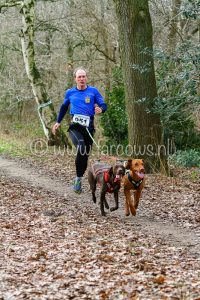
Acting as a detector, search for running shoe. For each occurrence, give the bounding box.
[73,177,82,194]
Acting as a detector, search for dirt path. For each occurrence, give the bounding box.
[0,156,199,255]
[1,156,200,299]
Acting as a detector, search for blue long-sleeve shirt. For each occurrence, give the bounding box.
[57,85,107,128]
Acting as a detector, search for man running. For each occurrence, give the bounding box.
[52,67,107,193]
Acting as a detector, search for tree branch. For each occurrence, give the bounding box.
[76,32,116,63]
[0,0,22,10]
[92,42,116,63]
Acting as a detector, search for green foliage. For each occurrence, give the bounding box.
[0,138,28,157]
[153,41,200,150]
[100,67,128,148]
[181,0,200,19]
[190,169,199,181]
[100,42,199,153]
[170,149,200,167]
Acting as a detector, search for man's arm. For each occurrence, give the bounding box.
[94,88,107,113]
[57,103,68,123]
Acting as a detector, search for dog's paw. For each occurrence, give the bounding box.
[130,206,136,216]
[110,206,118,212]
[101,211,106,217]
[105,201,109,210]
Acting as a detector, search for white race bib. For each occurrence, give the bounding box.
[72,114,90,127]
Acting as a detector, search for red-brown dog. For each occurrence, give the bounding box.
[122,159,145,216]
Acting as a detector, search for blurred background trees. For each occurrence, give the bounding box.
[0,0,199,166]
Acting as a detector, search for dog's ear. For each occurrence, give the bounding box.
[109,167,113,175]
[125,159,132,170]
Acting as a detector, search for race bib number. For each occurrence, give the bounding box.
[72,114,90,127]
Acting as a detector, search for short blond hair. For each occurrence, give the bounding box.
[73,67,87,77]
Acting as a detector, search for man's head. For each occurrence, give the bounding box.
[74,67,87,90]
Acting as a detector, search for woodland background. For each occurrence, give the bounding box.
[0,1,200,299]
[0,0,199,167]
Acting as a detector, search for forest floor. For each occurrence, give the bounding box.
[0,151,200,300]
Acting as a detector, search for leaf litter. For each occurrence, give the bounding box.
[0,154,200,299]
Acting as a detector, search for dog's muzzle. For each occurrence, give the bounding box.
[114,173,123,182]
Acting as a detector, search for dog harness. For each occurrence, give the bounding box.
[127,171,143,189]
[91,164,121,193]
[104,171,121,193]
[93,166,111,178]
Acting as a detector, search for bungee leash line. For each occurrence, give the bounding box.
[85,127,100,149]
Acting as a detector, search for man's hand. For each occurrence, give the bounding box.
[52,122,60,135]
[95,106,102,114]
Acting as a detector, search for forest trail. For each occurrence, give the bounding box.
[0,156,199,255]
[1,155,200,299]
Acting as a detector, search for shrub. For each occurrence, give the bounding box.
[170,149,200,167]
[153,41,200,150]
[100,42,200,153]
[100,67,128,150]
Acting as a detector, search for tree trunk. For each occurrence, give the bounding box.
[65,39,74,124]
[168,0,182,54]
[20,0,70,146]
[100,0,111,92]
[114,0,167,173]
[65,40,74,90]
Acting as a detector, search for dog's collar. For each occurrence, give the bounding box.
[127,171,143,189]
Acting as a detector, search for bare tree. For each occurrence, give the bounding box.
[168,0,182,54]
[0,0,70,146]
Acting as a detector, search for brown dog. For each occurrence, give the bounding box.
[88,162,125,216]
[122,159,145,216]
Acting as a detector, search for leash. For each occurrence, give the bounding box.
[82,124,126,165]
[86,127,126,164]
[86,127,100,149]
